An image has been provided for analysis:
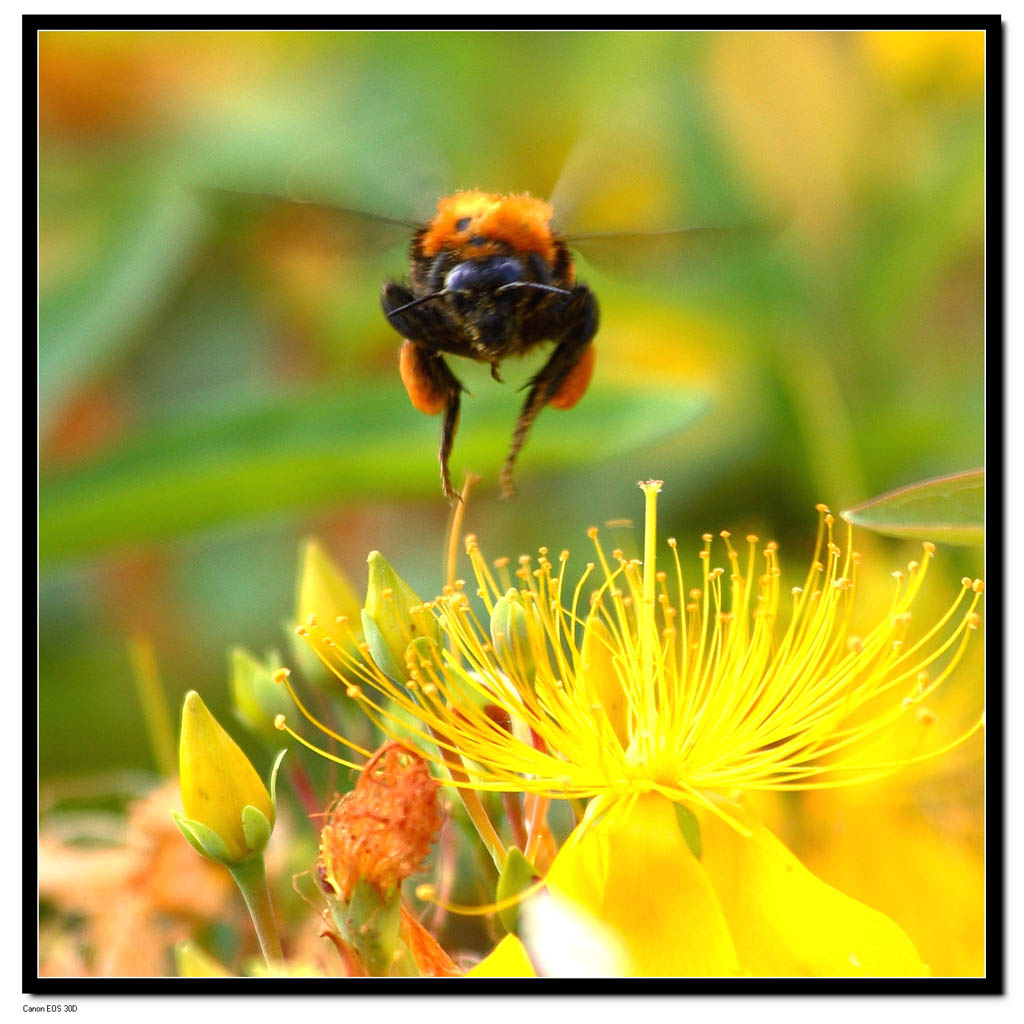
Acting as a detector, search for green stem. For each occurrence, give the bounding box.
[127,635,176,777]
[640,480,662,730]
[229,856,284,968]
[431,729,507,870]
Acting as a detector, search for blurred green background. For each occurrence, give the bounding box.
[39,29,984,785]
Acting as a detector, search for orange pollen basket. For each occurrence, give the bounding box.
[420,190,558,264]
[549,343,596,409]
[399,340,448,415]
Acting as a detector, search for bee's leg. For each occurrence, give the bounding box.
[398,339,464,503]
[500,286,599,498]
[438,388,462,505]
[385,281,475,503]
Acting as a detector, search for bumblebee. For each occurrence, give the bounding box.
[382,191,598,502]
[210,181,770,503]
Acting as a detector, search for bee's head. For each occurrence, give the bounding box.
[384,254,570,353]
[442,257,522,345]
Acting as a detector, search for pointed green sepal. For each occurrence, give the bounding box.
[172,811,233,864]
[406,634,435,663]
[241,804,273,855]
[674,802,702,860]
[496,846,539,935]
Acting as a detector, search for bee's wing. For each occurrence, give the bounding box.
[547,130,664,240]
[196,186,425,267]
[564,222,783,281]
[549,122,785,280]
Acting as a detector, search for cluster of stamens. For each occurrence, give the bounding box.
[274,488,984,834]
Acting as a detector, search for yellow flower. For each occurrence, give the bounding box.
[176,690,278,865]
[284,483,983,976]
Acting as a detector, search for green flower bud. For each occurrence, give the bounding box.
[362,551,440,682]
[490,589,536,686]
[230,647,293,747]
[174,690,281,865]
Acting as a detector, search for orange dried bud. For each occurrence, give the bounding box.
[319,743,441,901]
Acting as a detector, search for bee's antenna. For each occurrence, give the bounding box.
[496,282,572,297]
[385,291,448,319]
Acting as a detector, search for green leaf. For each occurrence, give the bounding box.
[673,803,702,860]
[841,469,984,546]
[39,170,207,436]
[39,382,707,566]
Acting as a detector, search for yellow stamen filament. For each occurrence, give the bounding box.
[415,876,548,917]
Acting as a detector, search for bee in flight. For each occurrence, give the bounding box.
[211,178,771,503]
[383,190,596,502]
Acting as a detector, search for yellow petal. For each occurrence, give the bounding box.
[801,784,984,977]
[545,794,739,976]
[179,691,274,862]
[698,802,929,976]
[465,934,536,977]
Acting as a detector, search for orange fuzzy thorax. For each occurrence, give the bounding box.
[420,191,557,264]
